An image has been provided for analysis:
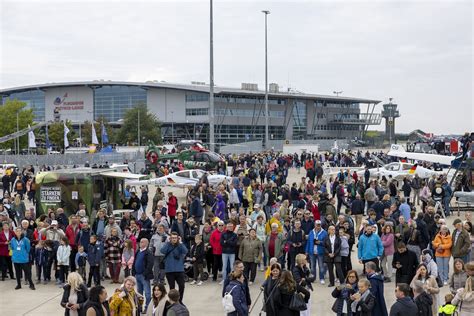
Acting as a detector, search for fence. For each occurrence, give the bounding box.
[1,152,144,170]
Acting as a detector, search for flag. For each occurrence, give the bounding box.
[64,122,70,149]
[91,122,99,145]
[45,125,51,153]
[101,121,109,144]
[28,125,36,148]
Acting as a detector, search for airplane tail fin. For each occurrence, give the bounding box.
[408,164,418,175]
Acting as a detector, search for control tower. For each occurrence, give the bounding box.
[381,98,400,143]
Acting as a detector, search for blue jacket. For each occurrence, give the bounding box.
[225,280,249,316]
[87,241,103,266]
[368,272,388,316]
[357,232,383,260]
[160,242,188,273]
[189,197,204,218]
[305,228,327,255]
[11,236,30,264]
[34,247,49,266]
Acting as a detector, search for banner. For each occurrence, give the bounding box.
[91,122,99,145]
[28,125,36,148]
[64,122,70,149]
[40,186,61,203]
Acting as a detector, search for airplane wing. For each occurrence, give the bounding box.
[387,144,456,166]
[126,176,195,188]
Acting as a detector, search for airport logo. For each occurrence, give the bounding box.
[52,92,85,110]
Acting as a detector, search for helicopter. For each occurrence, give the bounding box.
[145,141,224,171]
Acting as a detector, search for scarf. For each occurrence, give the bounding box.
[351,290,370,313]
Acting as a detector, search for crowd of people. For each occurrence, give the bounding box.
[0,149,473,316]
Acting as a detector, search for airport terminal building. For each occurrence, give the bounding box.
[0,80,382,145]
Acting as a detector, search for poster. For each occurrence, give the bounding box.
[40,187,61,203]
[72,191,78,200]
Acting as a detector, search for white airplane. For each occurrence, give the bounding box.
[358,161,440,180]
[387,144,461,166]
[126,169,232,188]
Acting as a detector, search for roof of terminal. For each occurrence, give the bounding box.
[0,80,381,104]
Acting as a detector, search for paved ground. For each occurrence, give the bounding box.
[1,167,457,316]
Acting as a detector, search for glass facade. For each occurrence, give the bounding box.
[314,124,360,131]
[2,90,45,122]
[292,100,307,139]
[215,108,285,118]
[186,93,209,102]
[315,101,359,109]
[186,108,209,116]
[216,125,284,144]
[216,95,286,105]
[94,86,146,122]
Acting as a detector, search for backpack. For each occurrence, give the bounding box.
[222,284,238,313]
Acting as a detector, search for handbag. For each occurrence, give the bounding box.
[289,292,307,311]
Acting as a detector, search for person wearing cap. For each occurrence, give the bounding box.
[40,220,65,243]
[305,220,327,284]
[452,218,471,264]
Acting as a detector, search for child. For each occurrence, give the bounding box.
[75,245,88,281]
[43,240,55,283]
[87,235,102,287]
[264,257,279,279]
[121,239,134,278]
[339,227,350,277]
[438,293,456,316]
[34,240,47,284]
[190,234,205,286]
[56,237,71,287]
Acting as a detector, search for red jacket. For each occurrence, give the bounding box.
[168,196,178,217]
[0,230,14,257]
[309,201,320,220]
[65,224,80,248]
[209,229,223,255]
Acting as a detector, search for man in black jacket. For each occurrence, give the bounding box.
[221,260,251,310]
[132,238,154,313]
[220,222,237,284]
[390,283,418,316]
[392,242,419,285]
[412,280,433,316]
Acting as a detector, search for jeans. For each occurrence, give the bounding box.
[193,262,204,281]
[381,255,393,278]
[166,272,185,303]
[437,256,449,282]
[153,256,165,284]
[310,253,326,281]
[243,262,257,282]
[222,253,235,281]
[136,273,151,311]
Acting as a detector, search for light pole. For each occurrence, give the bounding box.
[262,10,270,149]
[137,108,140,147]
[333,91,343,97]
[171,111,174,144]
[16,110,19,155]
[209,0,215,151]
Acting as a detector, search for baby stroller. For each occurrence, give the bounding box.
[183,256,209,282]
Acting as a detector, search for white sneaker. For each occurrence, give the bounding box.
[260,266,265,272]
[249,281,253,285]
[196,281,203,286]
[219,280,224,285]
[190,280,196,285]
[443,281,448,286]
[320,280,325,285]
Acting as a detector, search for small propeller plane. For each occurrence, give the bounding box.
[126,169,231,188]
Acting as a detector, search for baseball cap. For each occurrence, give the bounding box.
[51,220,58,226]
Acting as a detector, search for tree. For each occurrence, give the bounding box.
[0,99,35,150]
[116,104,161,145]
[48,120,75,150]
[81,118,114,146]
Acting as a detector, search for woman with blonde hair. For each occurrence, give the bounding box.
[279,200,289,221]
[109,275,144,316]
[60,272,89,316]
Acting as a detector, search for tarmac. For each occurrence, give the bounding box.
[0,168,458,316]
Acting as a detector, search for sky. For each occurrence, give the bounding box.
[0,0,472,134]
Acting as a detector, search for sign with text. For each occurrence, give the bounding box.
[40,187,61,203]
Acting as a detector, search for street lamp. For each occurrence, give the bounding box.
[262,10,270,149]
[171,111,174,144]
[16,110,19,155]
[137,108,141,147]
[333,91,343,97]
[209,0,215,152]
